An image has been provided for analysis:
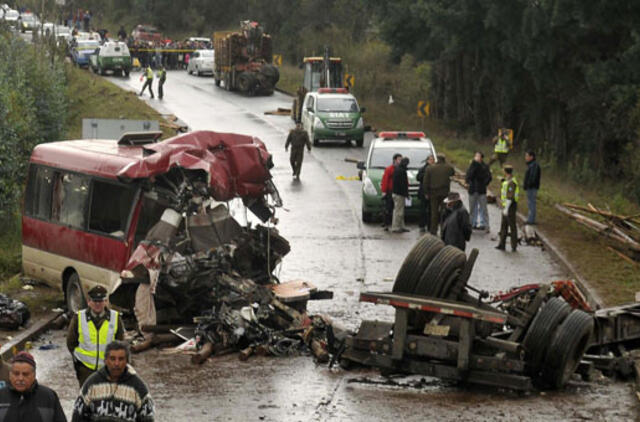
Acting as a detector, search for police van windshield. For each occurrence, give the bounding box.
[317,98,358,113]
[369,147,433,170]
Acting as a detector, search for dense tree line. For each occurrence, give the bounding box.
[0,25,67,214]
[12,0,640,200]
[372,0,640,199]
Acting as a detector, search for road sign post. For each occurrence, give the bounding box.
[344,73,355,89]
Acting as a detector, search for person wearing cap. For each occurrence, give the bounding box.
[440,192,472,251]
[496,164,520,251]
[72,341,154,422]
[423,154,455,235]
[0,351,66,421]
[67,285,125,386]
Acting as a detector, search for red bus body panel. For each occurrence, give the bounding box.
[22,216,131,272]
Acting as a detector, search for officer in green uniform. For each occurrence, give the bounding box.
[496,164,519,252]
[67,285,125,386]
[157,65,167,100]
[489,130,511,168]
[285,122,312,180]
[139,65,154,98]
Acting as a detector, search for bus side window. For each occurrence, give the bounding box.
[52,172,90,229]
[88,180,136,238]
[24,165,54,220]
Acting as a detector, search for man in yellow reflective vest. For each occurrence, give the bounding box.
[495,164,519,252]
[67,285,125,386]
[139,65,154,99]
[489,130,512,168]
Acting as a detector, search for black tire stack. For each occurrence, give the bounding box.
[522,297,594,389]
[391,235,595,390]
[393,234,468,300]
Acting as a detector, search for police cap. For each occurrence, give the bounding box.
[88,285,108,301]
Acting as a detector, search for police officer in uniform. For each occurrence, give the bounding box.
[67,285,125,386]
[157,65,167,100]
[489,130,511,168]
[285,122,311,180]
[139,65,154,98]
[496,164,519,252]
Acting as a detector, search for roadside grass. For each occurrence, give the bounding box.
[65,64,176,139]
[0,63,177,310]
[278,64,640,306]
[0,214,21,281]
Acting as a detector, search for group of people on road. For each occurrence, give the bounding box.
[376,136,541,254]
[128,39,210,70]
[0,285,155,421]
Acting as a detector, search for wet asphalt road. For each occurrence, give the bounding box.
[31,70,639,421]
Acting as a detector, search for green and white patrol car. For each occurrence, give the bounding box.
[89,41,132,77]
[300,88,365,147]
[358,132,437,223]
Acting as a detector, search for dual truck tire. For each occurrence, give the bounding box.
[523,297,594,389]
[392,235,594,390]
[392,234,467,300]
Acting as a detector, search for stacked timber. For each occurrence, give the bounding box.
[556,203,640,264]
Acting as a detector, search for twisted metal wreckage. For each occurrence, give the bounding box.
[87,130,640,393]
[103,130,336,362]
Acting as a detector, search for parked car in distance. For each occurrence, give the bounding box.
[358,132,437,223]
[71,39,100,67]
[187,49,214,76]
[2,8,19,27]
[90,41,132,76]
[185,36,211,48]
[301,88,365,147]
[131,24,162,43]
[55,25,72,43]
[20,13,39,31]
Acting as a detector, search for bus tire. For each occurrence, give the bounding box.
[66,272,87,313]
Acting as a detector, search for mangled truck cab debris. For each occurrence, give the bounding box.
[22,130,283,314]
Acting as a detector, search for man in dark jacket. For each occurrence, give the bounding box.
[391,157,410,233]
[157,66,167,100]
[465,151,492,232]
[0,356,10,389]
[117,25,127,41]
[440,192,473,251]
[72,341,154,422]
[285,122,312,180]
[523,150,541,224]
[424,154,455,235]
[380,153,402,230]
[417,155,435,233]
[0,351,67,422]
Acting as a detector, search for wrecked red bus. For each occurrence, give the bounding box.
[22,131,279,312]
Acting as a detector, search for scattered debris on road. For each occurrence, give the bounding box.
[264,108,291,116]
[0,294,30,330]
[337,234,640,391]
